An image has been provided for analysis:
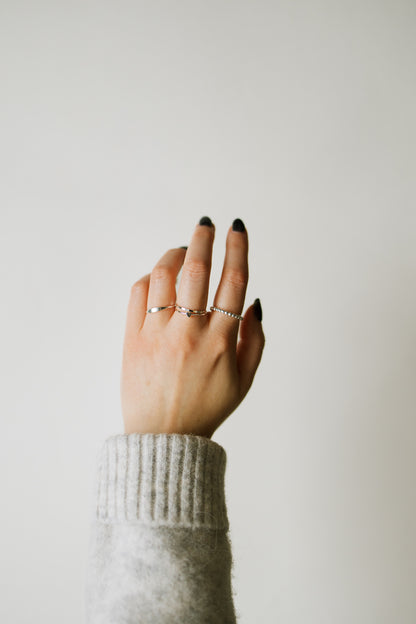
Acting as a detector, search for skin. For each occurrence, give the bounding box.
[120,218,266,439]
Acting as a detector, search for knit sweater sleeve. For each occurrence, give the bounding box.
[84,432,237,624]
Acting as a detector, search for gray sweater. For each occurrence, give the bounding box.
[85,432,237,623]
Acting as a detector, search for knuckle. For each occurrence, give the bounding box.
[130,279,147,294]
[213,331,230,354]
[184,259,210,280]
[228,234,247,250]
[225,267,248,290]
[151,264,175,282]
[174,331,199,356]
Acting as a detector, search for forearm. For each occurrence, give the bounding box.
[85,433,237,624]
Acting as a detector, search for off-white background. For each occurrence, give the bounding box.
[1,1,415,623]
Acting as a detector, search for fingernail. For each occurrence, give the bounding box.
[232,218,245,232]
[199,216,213,227]
[253,298,262,322]
[179,246,188,249]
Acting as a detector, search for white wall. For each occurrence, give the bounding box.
[1,2,415,622]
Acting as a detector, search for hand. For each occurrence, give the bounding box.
[121,217,265,439]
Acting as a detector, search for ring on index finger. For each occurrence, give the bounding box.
[147,304,176,314]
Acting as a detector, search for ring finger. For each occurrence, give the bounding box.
[210,219,249,343]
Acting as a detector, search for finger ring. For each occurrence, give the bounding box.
[210,305,244,321]
[147,304,176,313]
[175,304,208,318]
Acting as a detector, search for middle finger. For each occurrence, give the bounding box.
[172,216,215,325]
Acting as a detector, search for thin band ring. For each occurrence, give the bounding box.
[147,304,176,314]
[175,304,208,318]
[210,305,244,321]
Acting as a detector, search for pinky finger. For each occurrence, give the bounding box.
[236,301,266,399]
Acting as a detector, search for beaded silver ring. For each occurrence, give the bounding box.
[210,305,244,321]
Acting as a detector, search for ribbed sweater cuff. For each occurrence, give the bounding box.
[92,433,229,530]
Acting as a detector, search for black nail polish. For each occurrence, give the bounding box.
[232,218,245,232]
[199,216,213,227]
[179,246,188,249]
[253,298,262,322]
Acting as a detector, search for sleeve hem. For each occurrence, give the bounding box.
[92,433,229,530]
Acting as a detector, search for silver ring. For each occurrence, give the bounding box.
[147,304,176,314]
[210,305,244,321]
[175,304,208,318]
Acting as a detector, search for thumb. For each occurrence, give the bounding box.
[236,298,266,399]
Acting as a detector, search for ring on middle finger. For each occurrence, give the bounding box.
[175,304,208,318]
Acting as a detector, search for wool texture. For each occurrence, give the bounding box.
[85,433,237,623]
